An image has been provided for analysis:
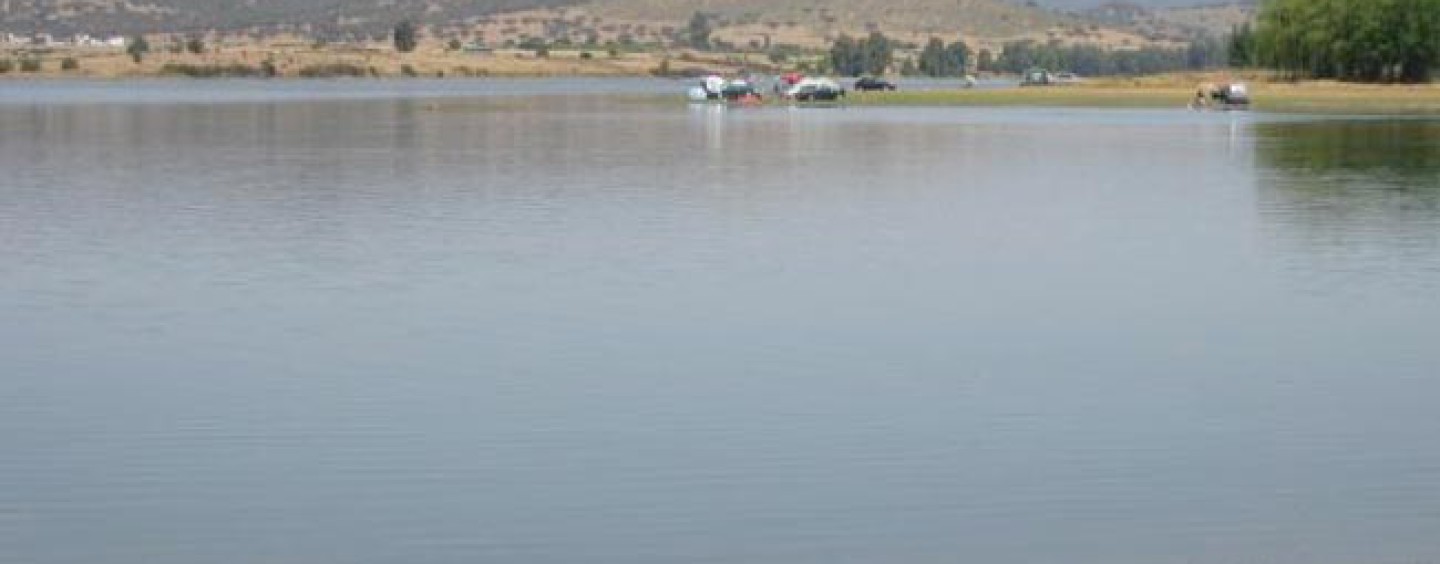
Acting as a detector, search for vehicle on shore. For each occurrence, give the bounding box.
[1022,68,1082,86]
[687,75,763,104]
[1021,68,1053,86]
[853,77,897,91]
[785,77,846,102]
[1191,82,1250,111]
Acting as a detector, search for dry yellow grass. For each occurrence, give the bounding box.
[848,76,1440,114]
[0,42,713,79]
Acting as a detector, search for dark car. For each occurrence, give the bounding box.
[853,77,897,91]
[791,84,845,102]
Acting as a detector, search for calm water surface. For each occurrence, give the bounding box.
[2,80,1439,564]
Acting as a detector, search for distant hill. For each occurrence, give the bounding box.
[3,0,1247,49]
[1079,1,1255,39]
[581,0,1073,38]
[0,0,576,36]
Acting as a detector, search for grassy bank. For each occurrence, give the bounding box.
[848,79,1440,115]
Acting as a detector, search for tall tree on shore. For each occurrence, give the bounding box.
[862,31,893,76]
[830,32,893,76]
[687,12,712,50]
[830,34,863,76]
[1227,23,1256,68]
[918,37,949,76]
[1255,0,1440,82]
[393,20,418,53]
[976,49,994,72]
[126,35,150,63]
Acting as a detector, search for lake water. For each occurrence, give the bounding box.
[2,79,1439,564]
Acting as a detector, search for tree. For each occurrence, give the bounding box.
[830,34,862,76]
[831,32,895,76]
[1254,0,1440,82]
[862,31,893,76]
[127,35,150,63]
[185,35,205,55]
[61,57,79,71]
[393,20,418,53]
[1227,23,1256,68]
[918,37,950,76]
[687,12,712,50]
[447,38,462,51]
[945,39,971,76]
[977,49,994,72]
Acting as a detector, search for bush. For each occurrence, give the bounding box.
[399,64,418,77]
[127,36,150,63]
[259,59,278,77]
[61,57,79,71]
[0,59,12,74]
[393,20,418,53]
[579,51,593,60]
[19,58,41,72]
[159,63,263,77]
[296,63,368,78]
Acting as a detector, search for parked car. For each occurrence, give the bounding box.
[853,77,897,91]
[785,78,846,101]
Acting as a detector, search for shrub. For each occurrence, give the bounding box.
[158,63,262,77]
[127,35,150,63]
[296,63,368,78]
[19,58,41,72]
[61,57,79,71]
[259,59,278,77]
[0,59,12,74]
[393,20,418,53]
[399,64,418,77]
[579,51,593,60]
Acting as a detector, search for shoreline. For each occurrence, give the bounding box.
[6,53,1440,115]
[841,81,1440,115]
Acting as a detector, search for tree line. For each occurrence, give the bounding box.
[1236,0,1440,82]
[825,31,1227,78]
[988,38,1226,76]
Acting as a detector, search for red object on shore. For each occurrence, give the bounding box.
[781,72,804,86]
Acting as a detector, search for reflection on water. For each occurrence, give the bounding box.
[3,85,1440,564]
[1254,120,1440,291]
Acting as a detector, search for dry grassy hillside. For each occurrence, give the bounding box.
[1,0,577,35]
[1154,4,1254,36]
[582,0,1071,38]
